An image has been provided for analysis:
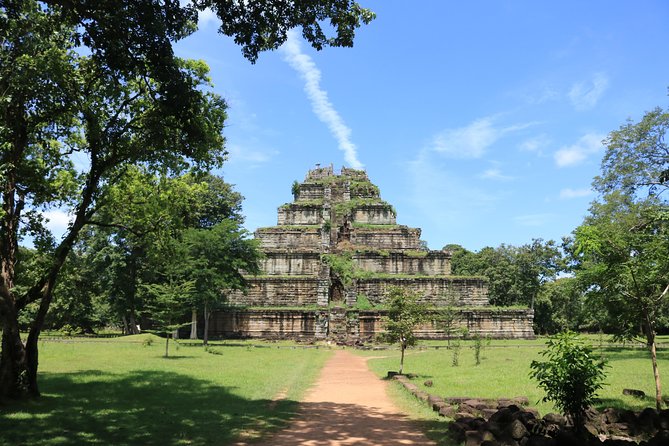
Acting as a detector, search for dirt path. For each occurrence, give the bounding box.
[250,349,436,446]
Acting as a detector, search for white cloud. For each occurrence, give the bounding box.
[554,133,604,167]
[479,168,514,181]
[519,135,550,154]
[179,1,220,27]
[43,209,72,237]
[559,188,593,199]
[280,30,363,169]
[568,73,609,111]
[514,213,555,227]
[428,117,535,159]
[198,8,220,27]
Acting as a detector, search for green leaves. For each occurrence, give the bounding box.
[383,287,428,348]
[529,331,608,428]
[595,107,669,198]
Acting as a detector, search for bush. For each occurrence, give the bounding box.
[529,331,607,429]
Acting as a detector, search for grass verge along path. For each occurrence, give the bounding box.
[361,339,669,416]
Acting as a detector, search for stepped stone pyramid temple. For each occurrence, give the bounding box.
[211,166,534,341]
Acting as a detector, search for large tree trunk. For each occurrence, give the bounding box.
[190,308,198,339]
[128,312,140,335]
[0,164,97,399]
[399,340,406,374]
[0,310,28,398]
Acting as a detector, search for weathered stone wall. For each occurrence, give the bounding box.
[355,277,489,307]
[357,309,535,340]
[306,166,334,180]
[350,227,421,250]
[353,251,451,275]
[259,252,322,275]
[255,227,322,250]
[297,183,325,201]
[210,310,326,339]
[208,308,535,340]
[277,204,323,225]
[352,205,397,224]
[226,277,320,306]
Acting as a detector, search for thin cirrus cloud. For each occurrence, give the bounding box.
[554,133,604,167]
[568,73,609,111]
[280,30,363,170]
[479,168,515,181]
[427,117,535,159]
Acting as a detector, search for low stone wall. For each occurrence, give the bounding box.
[355,277,489,307]
[209,308,535,340]
[210,310,325,339]
[255,227,322,249]
[350,226,421,250]
[353,251,452,275]
[277,204,323,225]
[259,251,322,275]
[352,205,396,225]
[226,277,321,306]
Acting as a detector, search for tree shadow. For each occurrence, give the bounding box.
[0,369,299,446]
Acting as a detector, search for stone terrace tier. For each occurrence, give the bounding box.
[255,226,324,250]
[352,250,451,275]
[355,277,489,307]
[349,225,420,250]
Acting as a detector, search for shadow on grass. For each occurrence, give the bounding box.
[0,369,298,446]
[598,347,669,361]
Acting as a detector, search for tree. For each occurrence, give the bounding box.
[382,287,427,374]
[143,278,195,358]
[595,106,669,199]
[1,0,374,399]
[180,221,261,345]
[571,105,669,410]
[435,289,460,346]
[533,277,585,334]
[572,194,669,409]
[530,331,607,431]
[1,4,225,398]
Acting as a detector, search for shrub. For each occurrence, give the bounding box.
[529,331,608,429]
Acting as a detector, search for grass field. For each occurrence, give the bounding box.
[0,335,332,446]
[2,335,667,446]
[360,338,669,417]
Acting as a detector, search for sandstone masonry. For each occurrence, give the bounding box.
[215,166,534,341]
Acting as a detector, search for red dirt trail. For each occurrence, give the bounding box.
[249,349,436,446]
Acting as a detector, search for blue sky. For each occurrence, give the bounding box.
[167,1,669,251]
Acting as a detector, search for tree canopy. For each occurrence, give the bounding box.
[1,0,373,399]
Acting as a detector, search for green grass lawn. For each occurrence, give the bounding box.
[361,338,669,418]
[0,334,332,446]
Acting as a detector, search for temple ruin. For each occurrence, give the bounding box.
[209,166,534,341]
